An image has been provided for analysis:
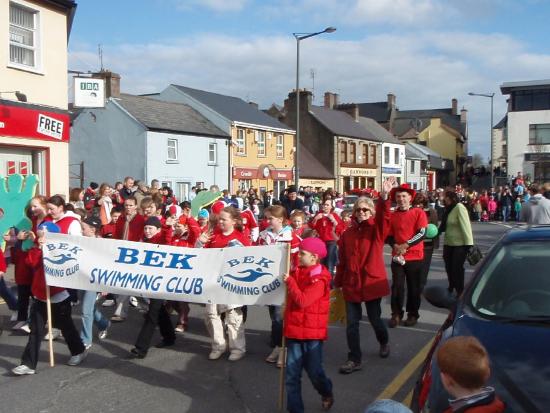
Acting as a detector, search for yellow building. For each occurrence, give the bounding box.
[0,0,76,196]
[157,84,296,195]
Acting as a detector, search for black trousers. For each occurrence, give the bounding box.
[345,299,388,363]
[21,297,85,369]
[390,260,423,319]
[134,299,175,353]
[17,284,32,322]
[420,246,434,291]
[443,245,469,296]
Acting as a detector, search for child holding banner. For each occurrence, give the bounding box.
[197,206,250,361]
[283,237,334,413]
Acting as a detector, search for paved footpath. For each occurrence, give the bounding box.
[0,222,510,413]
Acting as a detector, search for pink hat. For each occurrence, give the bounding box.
[211,200,226,215]
[299,237,327,259]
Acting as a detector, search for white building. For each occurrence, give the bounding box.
[381,143,405,184]
[70,93,230,200]
[404,143,427,190]
[500,80,550,182]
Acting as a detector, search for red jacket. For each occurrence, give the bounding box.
[205,229,251,248]
[115,213,145,241]
[310,212,346,242]
[284,263,332,340]
[101,222,117,238]
[443,397,505,413]
[334,199,391,302]
[389,207,428,261]
[0,248,6,273]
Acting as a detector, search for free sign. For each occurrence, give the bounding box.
[37,114,64,140]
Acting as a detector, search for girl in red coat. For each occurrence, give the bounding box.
[309,199,345,275]
[283,237,334,413]
[197,206,250,361]
[289,210,306,240]
[334,178,394,374]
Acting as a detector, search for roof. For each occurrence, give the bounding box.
[501,79,550,94]
[299,144,334,179]
[407,142,443,159]
[170,85,293,131]
[357,102,390,122]
[393,108,466,137]
[405,143,427,160]
[357,117,401,144]
[115,94,229,138]
[493,115,507,129]
[309,106,382,142]
[502,225,550,243]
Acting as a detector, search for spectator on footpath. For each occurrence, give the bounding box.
[388,184,428,328]
[83,181,98,211]
[335,178,393,375]
[79,216,110,349]
[97,183,114,225]
[283,237,334,413]
[119,176,135,201]
[520,183,550,224]
[439,191,473,297]
[437,336,505,413]
[69,187,85,209]
[281,186,305,217]
[133,180,149,206]
[499,188,513,222]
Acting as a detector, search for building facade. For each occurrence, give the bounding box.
[70,94,229,200]
[154,85,295,196]
[0,0,76,196]
[500,80,550,182]
[404,143,428,190]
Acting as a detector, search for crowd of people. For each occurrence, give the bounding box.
[2,171,549,412]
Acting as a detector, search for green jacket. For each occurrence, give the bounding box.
[443,203,473,246]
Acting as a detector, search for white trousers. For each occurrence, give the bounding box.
[204,304,246,354]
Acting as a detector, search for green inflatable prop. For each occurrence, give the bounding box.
[0,174,39,252]
[425,223,439,239]
[190,190,222,218]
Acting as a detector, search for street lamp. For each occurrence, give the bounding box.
[293,27,336,189]
[468,92,495,186]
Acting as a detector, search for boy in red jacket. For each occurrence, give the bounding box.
[438,336,505,413]
[283,237,334,413]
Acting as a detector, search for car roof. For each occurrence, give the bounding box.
[502,225,550,243]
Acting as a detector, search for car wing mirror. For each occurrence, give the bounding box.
[424,286,457,310]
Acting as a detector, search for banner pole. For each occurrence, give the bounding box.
[45,285,55,367]
[278,243,291,411]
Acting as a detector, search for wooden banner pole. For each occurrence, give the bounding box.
[278,243,292,411]
[45,285,55,367]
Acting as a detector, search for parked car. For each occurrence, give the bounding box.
[411,225,550,413]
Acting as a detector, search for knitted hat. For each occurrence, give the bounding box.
[211,200,226,215]
[299,237,327,259]
[144,216,162,228]
[198,209,209,219]
[89,182,99,190]
[83,216,102,230]
[178,215,188,225]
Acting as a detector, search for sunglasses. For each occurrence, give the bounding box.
[355,207,371,213]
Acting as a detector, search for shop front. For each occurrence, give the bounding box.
[233,166,293,196]
[340,166,378,193]
[299,178,336,190]
[0,100,70,196]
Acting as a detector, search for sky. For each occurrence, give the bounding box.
[68,0,550,159]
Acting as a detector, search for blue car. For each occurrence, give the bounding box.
[411,225,550,413]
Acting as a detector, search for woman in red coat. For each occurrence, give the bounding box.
[334,178,394,374]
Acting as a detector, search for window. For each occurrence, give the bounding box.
[167,139,178,162]
[9,3,39,69]
[175,182,190,201]
[529,124,550,145]
[236,129,246,155]
[276,134,284,158]
[362,144,368,165]
[238,179,252,191]
[257,131,266,157]
[384,146,390,164]
[513,90,550,111]
[350,142,356,164]
[394,148,400,165]
[340,141,347,163]
[410,160,415,173]
[208,143,217,164]
[369,145,377,165]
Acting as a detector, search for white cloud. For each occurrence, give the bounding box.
[69,30,550,157]
[173,0,248,12]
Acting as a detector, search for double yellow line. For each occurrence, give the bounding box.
[375,338,435,405]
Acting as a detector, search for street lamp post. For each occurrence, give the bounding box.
[293,27,336,189]
[468,92,495,186]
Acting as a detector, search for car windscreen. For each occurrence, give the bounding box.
[470,241,550,319]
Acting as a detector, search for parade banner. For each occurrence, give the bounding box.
[42,233,288,306]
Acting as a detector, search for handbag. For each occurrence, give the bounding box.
[467,245,483,266]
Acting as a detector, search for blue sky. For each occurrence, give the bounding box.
[68,0,550,158]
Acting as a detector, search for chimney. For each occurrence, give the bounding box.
[324,92,339,109]
[460,107,467,123]
[287,89,313,127]
[387,93,396,110]
[452,98,458,116]
[335,103,359,121]
[92,70,121,98]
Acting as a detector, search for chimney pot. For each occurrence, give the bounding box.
[387,93,396,110]
[452,98,458,116]
[460,107,467,123]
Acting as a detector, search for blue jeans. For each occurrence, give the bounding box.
[0,277,18,311]
[502,205,511,222]
[269,305,283,347]
[80,290,109,346]
[286,339,332,413]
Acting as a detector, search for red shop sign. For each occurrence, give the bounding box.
[271,169,293,180]
[0,101,70,143]
[233,167,259,179]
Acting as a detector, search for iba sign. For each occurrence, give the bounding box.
[74,77,105,108]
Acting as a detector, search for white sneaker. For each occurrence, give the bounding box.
[228,351,245,361]
[265,346,281,363]
[67,349,88,366]
[44,328,61,341]
[129,296,139,307]
[10,311,18,322]
[12,365,35,375]
[84,343,92,350]
[102,299,115,307]
[20,323,31,334]
[98,321,110,340]
[12,321,27,331]
[208,349,226,360]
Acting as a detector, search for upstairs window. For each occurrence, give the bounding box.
[236,129,246,155]
[384,146,390,164]
[9,3,39,69]
[257,131,266,157]
[340,141,347,163]
[276,134,284,158]
[208,143,217,164]
[167,138,178,162]
[350,142,356,164]
[529,124,550,145]
[394,148,401,165]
